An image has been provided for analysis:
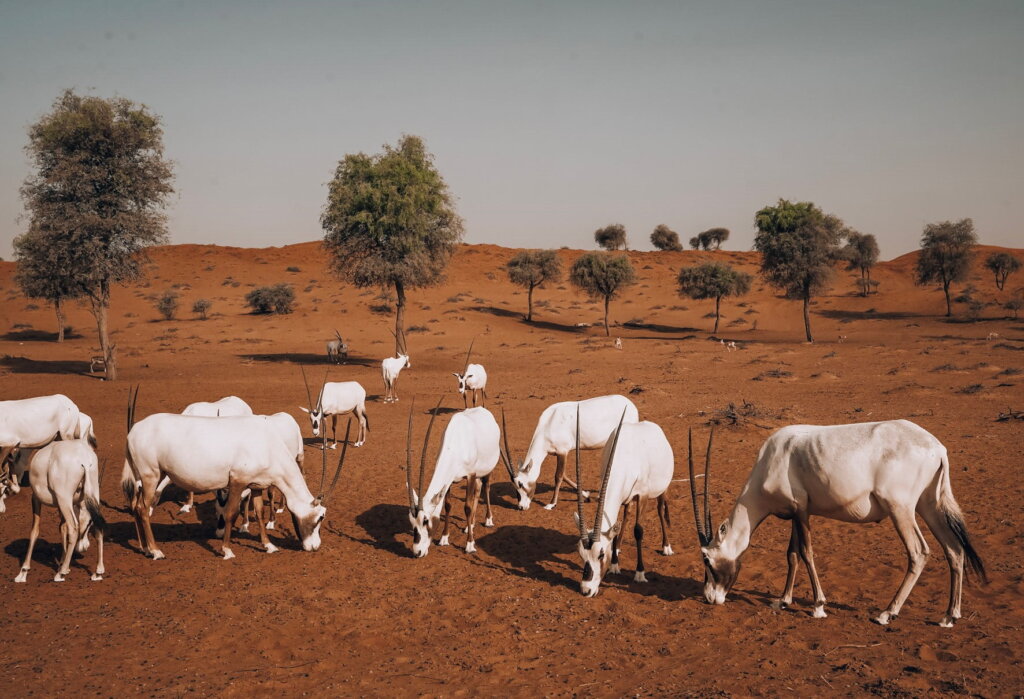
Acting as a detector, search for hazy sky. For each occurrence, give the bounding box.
[1,1,1021,260]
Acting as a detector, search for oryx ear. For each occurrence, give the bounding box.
[430,490,443,506]
[452,372,460,378]
[718,521,728,537]
[609,521,622,538]
[299,406,310,413]
[519,459,531,474]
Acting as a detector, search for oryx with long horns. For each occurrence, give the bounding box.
[452,339,488,408]
[326,329,348,364]
[690,420,987,627]
[406,398,501,557]
[299,367,369,448]
[572,408,675,597]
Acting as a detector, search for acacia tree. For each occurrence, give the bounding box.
[984,252,1020,291]
[754,199,844,343]
[19,90,174,378]
[13,227,84,342]
[677,261,752,333]
[594,224,627,251]
[650,224,683,251]
[689,227,730,250]
[322,135,463,354]
[569,253,636,336]
[506,250,562,321]
[915,219,977,317]
[841,230,880,296]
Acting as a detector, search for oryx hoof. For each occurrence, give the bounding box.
[770,599,790,611]
[330,443,338,450]
[484,517,494,528]
[53,571,69,582]
[90,573,103,582]
[222,548,235,560]
[873,610,892,625]
[465,541,477,554]
[14,569,28,583]
[354,441,364,448]
[939,615,956,628]
[661,545,674,556]
[239,522,250,533]
[150,550,165,561]
[266,521,276,530]
[179,503,192,514]
[633,571,648,583]
[275,508,284,514]
[812,605,828,619]
[609,563,621,574]
[580,490,591,501]
[264,543,279,553]
[214,528,225,538]
[438,534,450,547]
[543,503,557,511]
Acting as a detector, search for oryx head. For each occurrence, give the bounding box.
[687,428,733,604]
[572,407,627,597]
[406,396,445,558]
[452,338,475,395]
[298,366,329,437]
[389,327,410,368]
[293,419,352,551]
[498,409,536,510]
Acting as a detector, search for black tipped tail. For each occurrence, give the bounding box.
[945,511,988,585]
[85,496,106,533]
[88,433,98,449]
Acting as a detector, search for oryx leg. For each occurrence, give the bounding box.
[462,392,468,410]
[181,491,195,514]
[266,486,279,528]
[355,410,366,447]
[135,477,164,560]
[610,501,630,575]
[919,505,966,627]
[438,487,453,546]
[772,521,800,611]
[91,516,105,581]
[14,495,43,582]
[330,415,338,449]
[53,491,79,581]
[795,515,827,618]
[250,490,278,553]
[656,493,673,555]
[220,484,245,560]
[481,473,494,527]
[464,475,480,553]
[875,506,929,626]
[633,497,648,583]
[545,454,569,510]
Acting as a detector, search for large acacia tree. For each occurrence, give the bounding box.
[19,90,174,378]
[13,227,83,342]
[321,135,463,354]
[569,252,636,336]
[841,230,880,296]
[506,250,562,321]
[677,261,752,333]
[754,199,844,343]
[915,219,977,317]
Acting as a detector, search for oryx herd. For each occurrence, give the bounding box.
[0,341,988,629]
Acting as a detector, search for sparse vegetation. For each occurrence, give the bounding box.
[1005,295,1023,319]
[505,250,562,321]
[915,218,978,317]
[245,283,295,314]
[569,253,636,336]
[594,223,628,251]
[650,224,683,251]
[984,252,1020,291]
[677,261,752,333]
[841,231,880,296]
[192,298,212,320]
[156,290,179,320]
[12,227,83,342]
[689,227,729,250]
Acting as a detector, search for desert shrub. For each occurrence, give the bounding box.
[192,298,212,320]
[650,224,683,251]
[245,283,295,314]
[156,290,179,320]
[1005,296,1023,319]
[286,266,301,273]
[594,223,628,251]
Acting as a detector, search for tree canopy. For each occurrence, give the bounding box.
[570,253,636,336]
[915,218,977,317]
[677,261,752,333]
[689,227,729,250]
[18,89,174,376]
[984,252,1020,291]
[841,231,880,296]
[650,224,683,251]
[506,250,562,321]
[12,226,84,341]
[321,134,463,353]
[594,224,628,251]
[753,199,844,342]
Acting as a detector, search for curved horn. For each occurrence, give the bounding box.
[300,366,314,410]
[704,427,715,540]
[591,408,627,544]
[418,395,445,509]
[688,428,708,547]
[499,407,516,482]
[322,419,352,503]
[405,400,416,510]
[574,404,586,540]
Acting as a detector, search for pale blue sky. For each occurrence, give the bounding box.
[1,0,1021,260]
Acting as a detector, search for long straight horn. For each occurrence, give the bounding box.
[704,427,715,539]
[318,369,329,410]
[334,328,343,341]
[126,385,140,432]
[575,404,586,540]
[300,366,314,410]
[688,428,708,546]
[591,408,627,544]
[499,407,516,482]
[322,419,351,503]
[318,431,328,496]
[463,337,476,373]
[405,400,416,510]
[418,395,445,509]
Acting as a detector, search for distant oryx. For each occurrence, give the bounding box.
[299,368,369,447]
[507,395,640,510]
[327,330,349,364]
[382,353,411,403]
[691,420,987,627]
[452,339,487,408]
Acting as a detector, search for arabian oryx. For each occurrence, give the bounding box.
[326,330,349,364]
[1,394,82,508]
[571,409,674,597]
[507,395,639,510]
[452,339,487,408]
[14,439,105,583]
[122,388,344,559]
[690,420,987,627]
[299,369,369,447]
[406,399,501,557]
[381,353,411,403]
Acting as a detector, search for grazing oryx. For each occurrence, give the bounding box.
[14,439,105,583]
[690,420,987,627]
[382,353,411,403]
[327,330,349,364]
[299,369,369,448]
[406,399,500,557]
[452,340,487,408]
[508,395,640,510]
[153,396,255,513]
[572,409,675,597]
[1,394,82,508]
[122,389,342,559]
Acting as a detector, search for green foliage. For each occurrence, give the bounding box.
[984,252,1020,291]
[12,228,83,305]
[594,224,627,251]
[155,290,179,320]
[1005,296,1023,319]
[570,253,636,336]
[677,262,752,332]
[245,283,295,315]
[650,224,683,251]
[689,227,730,250]
[192,298,212,320]
[506,250,562,321]
[915,219,978,316]
[841,231,880,296]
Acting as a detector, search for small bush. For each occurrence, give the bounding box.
[286,266,301,273]
[156,290,179,320]
[245,284,295,315]
[192,298,212,320]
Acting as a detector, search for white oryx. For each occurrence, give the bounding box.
[153,396,254,513]
[381,353,411,403]
[508,395,640,510]
[1,394,82,508]
[572,410,675,597]
[14,439,105,583]
[299,370,369,448]
[76,412,98,448]
[406,399,501,557]
[690,420,987,627]
[451,339,488,408]
[122,389,344,559]
[326,330,348,364]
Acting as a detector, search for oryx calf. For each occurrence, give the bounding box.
[692,420,987,627]
[381,353,411,403]
[14,439,105,583]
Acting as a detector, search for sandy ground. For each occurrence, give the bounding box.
[0,242,1021,697]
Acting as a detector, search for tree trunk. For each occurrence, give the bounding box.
[603,295,610,337]
[394,280,407,354]
[90,280,117,380]
[54,298,65,343]
[527,284,534,322]
[713,296,721,334]
[860,267,868,297]
[942,278,952,317]
[802,292,813,343]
